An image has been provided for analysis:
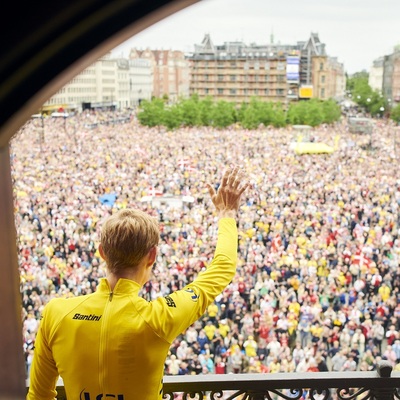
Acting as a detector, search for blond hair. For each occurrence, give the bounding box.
[100,209,160,274]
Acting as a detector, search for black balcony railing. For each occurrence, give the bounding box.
[29,362,400,400]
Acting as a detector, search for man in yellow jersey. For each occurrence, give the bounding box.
[27,165,249,400]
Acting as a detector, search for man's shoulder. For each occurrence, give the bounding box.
[45,293,94,312]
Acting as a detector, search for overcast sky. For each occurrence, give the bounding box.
[111,0,400,74]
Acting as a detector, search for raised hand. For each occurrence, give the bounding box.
[206,165,250,215]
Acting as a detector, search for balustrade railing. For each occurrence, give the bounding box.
[30,361,400,400]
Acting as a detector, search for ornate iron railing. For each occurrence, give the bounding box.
[34,361,400,400]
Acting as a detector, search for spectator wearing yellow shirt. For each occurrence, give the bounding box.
[310,322,323,346]
[206,302,219,323]
[269,357,281,373]
[218,319,230,338]
[204,321,217,341]
[243,335,258,357]
[288,275,300,292]
[288,300,301,316]
[378,283,391,302]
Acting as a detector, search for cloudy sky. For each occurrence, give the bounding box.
[111,0,400,74]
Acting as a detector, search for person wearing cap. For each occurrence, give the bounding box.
[218,319,230,338]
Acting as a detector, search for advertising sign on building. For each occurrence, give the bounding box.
[286,56,300,82]
[299,85,313,99]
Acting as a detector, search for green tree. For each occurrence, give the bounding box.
[137,98,165,127]
[177,96,202,127]
[321,99,342,124]
[198,97,214,126]
[239,98,287,129]
[237,102,248,123]
[211,100,236,128]
[346,71,369,92]
[163,104,183,130]
[287,99,340,127]
[390,103,400,123]
[240,98,264,129]
[271,102,287,127]
[303,99,325,126]
[346,72,387,116]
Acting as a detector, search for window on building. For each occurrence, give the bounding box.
[230,89,236,95]
[205,74,209,81]
[218,88,224,94]
[255,75,259,82]
[321,75,325,83]
[230,75,236,81]
[244,62,249,70]
[205,88,209,94]
[218,75,224,81]
[244,88,248,95]
[320,63,324,71]
[230,62,236,68]
[265,62,270,70]
[254,89,259,95]
[254,62,260,70]
[277,75,285,83]
[265,75,269,82]
[264,88,269,95]
[277,62,285,70]
[321,88,325,98]
[276,89,284,96]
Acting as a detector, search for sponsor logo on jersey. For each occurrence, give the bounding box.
[164,295,176,308]
[72,313,102,321]
[184,287,199,302]
[80,390,124,399]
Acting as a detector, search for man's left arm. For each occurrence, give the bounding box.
[149,217,237,343]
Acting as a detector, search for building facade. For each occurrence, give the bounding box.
[43,34,344,112]
[42,53,154,112]
[382,53,395,103]
[369,57,384,93]
[128,58,153,107]
[116,58,130,109]
[311,56,346,100]
[129,49,190,102]
[391,50,400,104]
[43,54,119,112]
[188,33,345,105]
[372,47,400,107]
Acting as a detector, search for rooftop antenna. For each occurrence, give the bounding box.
[270,28,274,45]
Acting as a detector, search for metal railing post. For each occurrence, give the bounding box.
[372,361,394,400]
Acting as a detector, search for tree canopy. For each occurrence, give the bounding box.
[346,73,387,117]
[137,95,342,130]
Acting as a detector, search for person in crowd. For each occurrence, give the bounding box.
[14,114,400,380]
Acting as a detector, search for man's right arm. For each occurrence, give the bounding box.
[27,303,59,400]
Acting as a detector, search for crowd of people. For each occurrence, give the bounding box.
[13,111,400,379]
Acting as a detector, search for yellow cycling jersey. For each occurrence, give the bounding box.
[27,218,237,400]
